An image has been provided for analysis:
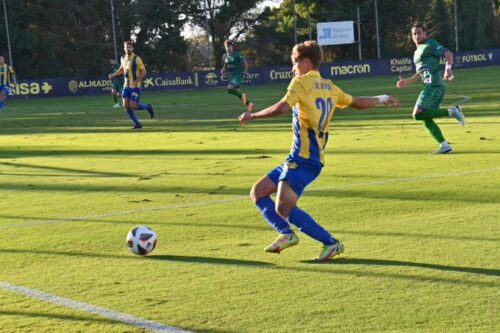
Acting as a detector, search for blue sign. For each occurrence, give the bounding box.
[10,48,500,99]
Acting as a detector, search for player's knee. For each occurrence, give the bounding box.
[249,185,260,203]
[275,202,290,219]
[413,109,421,120]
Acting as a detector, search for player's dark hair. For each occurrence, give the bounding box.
[293,40,322,68]
[124,41,133,46]
[224,40,233,46]
[412,22,426,31]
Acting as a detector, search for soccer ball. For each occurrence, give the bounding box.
[126,225,157,256]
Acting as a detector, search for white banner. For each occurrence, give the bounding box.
[317,21,355,46]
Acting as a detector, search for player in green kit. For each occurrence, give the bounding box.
[397,23,465,154]
[221,40,253,112]
[110,58,124,108]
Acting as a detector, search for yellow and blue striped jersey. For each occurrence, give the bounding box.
[281,70,353,165]
[120,53,146,88]
[0,63,15,86]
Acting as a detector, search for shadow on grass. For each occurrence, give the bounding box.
[0,310,120,325]
[336,228,500,243]
[299,257,500,277]
[146,254,274,267]
[2,215,499,243]
[1,248,497,287]
[0,161,138,178]
[0,147,287,159]
[0,248,274,268]
[0,308,231,333]
[306,187,500,204]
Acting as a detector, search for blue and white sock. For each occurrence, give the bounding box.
[126,108,141,126]
[138,103,150,110]
[288,207,336,245]
[255,196,293,234]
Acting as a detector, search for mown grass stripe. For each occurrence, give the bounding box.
[0,282,191,333]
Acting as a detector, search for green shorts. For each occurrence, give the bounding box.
[228,74,243,88]
[416,84,445,110]
[112,81,124,92]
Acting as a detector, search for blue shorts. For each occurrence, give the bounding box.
[0,85,11,95]
[122,87,141,103]
[267,159,322,197]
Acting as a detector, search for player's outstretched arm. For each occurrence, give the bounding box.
[109,68,123,80]
[243,58,249,78]
[396,73,420,88]
[443,50,454,81]
[239,101,290,124]
[350,95,400,110]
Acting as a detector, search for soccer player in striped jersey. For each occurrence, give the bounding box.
[239,40,399,261]
[109,41,154,129]
[221,40,253,112]
[397,23,465,154]
[0,55,16,112]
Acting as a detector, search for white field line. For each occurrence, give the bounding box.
[0,282,191,333]
[1,167,499,231]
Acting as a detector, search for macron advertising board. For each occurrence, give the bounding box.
[10,48,500,99]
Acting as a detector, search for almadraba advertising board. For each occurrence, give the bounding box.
[10,48,500,98]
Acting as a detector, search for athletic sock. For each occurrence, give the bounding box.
[255,197,293,234]
[422,119,445,143]
[138,103,151,110]
[0,100,4,109]
[113,95,118,103]
[228,88,242,99]
[126,108,141,127]
[288,207,336,245]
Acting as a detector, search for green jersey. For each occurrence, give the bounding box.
[222,51,245,77]
[413,39,447,86]
[111,63,124,86]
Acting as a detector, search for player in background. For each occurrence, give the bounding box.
[397,23,465,154]
[239,41,400,261]
[221,40,253,112]
[0,55,17,112]
[109,41,154,129]
[109,58,124,108]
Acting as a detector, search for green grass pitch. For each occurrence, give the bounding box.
[0,66,499,332]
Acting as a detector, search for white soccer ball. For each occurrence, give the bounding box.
[126,225,157,256]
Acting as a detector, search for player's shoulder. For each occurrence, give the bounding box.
[425,38,442,47]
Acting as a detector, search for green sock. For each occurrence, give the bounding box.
[113,95,118,103]
[228,88,242,100]
[414,108,448,121]
[422,119,446,143]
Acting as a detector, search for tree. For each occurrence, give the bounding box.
[186,0,263,69]
[115,0,190,72]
